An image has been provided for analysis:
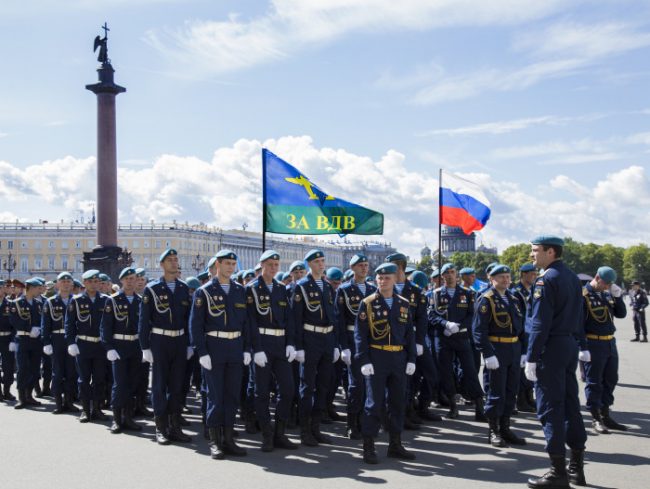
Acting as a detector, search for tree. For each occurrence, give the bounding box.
[623,244,650,287]
[416,255,434,276]
[500,243,533,274]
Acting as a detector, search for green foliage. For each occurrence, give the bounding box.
[448,251,500,280]
[416,255,434,276]
[623,244,650,286]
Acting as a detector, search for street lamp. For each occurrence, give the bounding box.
[3,251,16,280]
[191,253,205,275]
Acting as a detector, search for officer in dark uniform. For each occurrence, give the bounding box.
[246,250,298,451]
[0,280,17,402]
[31,277,52,399]
[139,249,193,445]
[10,278,43,409]
[336,254,376,439]
[42,272,78,413]
[190,249,249,459]
[473,265,527,448]
[630,280,648,342]
[578,266,627,436]
[512,263,537,413]
[525,236,587,489]
[356,262,417,464]
[429,263,485,420]
[101,267,143,434]
[132,267,152,418]
[286,259,307,427]
[293,249,339,446]
[286,260,307,300]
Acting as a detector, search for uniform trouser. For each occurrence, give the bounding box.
[0,337,15,388]
[150,335,186,416]
[361,349,407,437]
[299,331,334,419]
[583,338,619,411]
[50,335,77,397]
[435,334,484,399]
[136,361,150,400]
[182,354,199,406]
[327,359,344,407]
[75,341,107,403]
[16,337,41,391]
[40,352,52,382]
[254,348,294,424]
[408,343,438,407]
[111,344,141,409]
[345,333,364,415]
[205,361,243,428]
[535,336,587,457]
[633,310,647,336]
[242,364,256,416]
[484,342,521,418]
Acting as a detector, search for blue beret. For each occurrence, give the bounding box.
[326,267,344,281]
[185,276,201,289]
[98,273,110,282]
[430,268,440,279]
[366,276,374,282]
[385,252,407,263]
[489,264,511,277]
[0,279,4,286]
[118,267,136,280]
[242,269,255,280]
[216,249,237,261]
[343,269,354,281]
[304,249,325,262]
[289,261,306,272]
[135,267,146,277]
[349,254,368,267]
[197,271,209,281]
[260,249,280,262]
[485,262,499,275]
[34,277,46,285]
[597,266,617,284]
[254,263,262,272]
[73,279,83,288]
[82,269,100,280]
[159,248,178,262]
[632,280,641,285]
[57,272,73,281]
[274,272,285,281]
[25,278,42,287]
[375,263,397,275]
[459,267,475,275]
[520,263,536,272]
[441,263,455,274]
[405,266,416,275]
[410,270,428,289]
[531,235,564,247]
[207,256,217,269]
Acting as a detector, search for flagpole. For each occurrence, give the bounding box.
[262,149,267,252]
[438,168,443,274]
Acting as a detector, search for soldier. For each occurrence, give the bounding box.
[324,266,345,423]
[197,270,210,285]
[287,260,307,299]
[525,236,587,489]
[459,267,476,289]
[336,254,377,439]
[139,249,194,445]
[293,249,339,446]
[246,250,298,451]
[132,267,152,418]
[0,280,17,402]
[512,263,537,413]
[101,267,143,434]
[356,262,416,464]
[10,278,43,409]
[42,272,78,414]
[473,265,527,448]
[190,249,249,459]
[630,280,648,342]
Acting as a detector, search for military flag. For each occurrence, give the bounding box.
[439,170,491,235]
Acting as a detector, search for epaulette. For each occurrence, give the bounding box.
[433,286,443,293]
[72,293,84,300]
[582,287,589,297]
[482,289,494,298]
[362,292,378,307]
[396,294,409,304]
[111,292,120,298]
[538,269,548,277]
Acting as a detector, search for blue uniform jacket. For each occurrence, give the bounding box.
[138,278,191,350]
[101,292,142,351]
[578,284,627,350]
[428,284,475,336]
[527,260,584,363]
[0,297,14,338]
[631,289,649,311]
[335,279,377,350]
[246,277,294,353]
[41,294,70,346]
[354,292,416,365]
[472,287,526,358]
[292,274,336,350]
[399,281,428,346]
[9,297,42,335]
[64,292,107,345]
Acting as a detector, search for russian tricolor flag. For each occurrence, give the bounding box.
[440,170,491,235]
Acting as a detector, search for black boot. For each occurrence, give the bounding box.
[363,436,378,464]
[208,427,225,459]
[245,411,260,434]
[526,388,536,411]
[311,414,333,444]
[500,416,526,445]
[167,413,192,442]
[110,408,123,434]
[300,417,319,446]
[41,378,52,397]
[92,401,109,422]
[641,336,648,343]
[274,419,298,449]
[488,417,506,447]
[52,394,64,414]
[474,397,487,422]
[287,404,298,429]
[590,408,609,434]
[631,335,640,342]
[387,432,416,460]
[527,454,570,488]
[154,415,170,445]
[327,403,344,422]
[134,396,153,418]
[346,412,362,439]
[447,398,459,419]
[261,422,274,452]
[79,401,91,423]
[13,389,27,410]
[223,426,247,456]
[64,393,79,412]
[567,449,586,486]
[601,406,627,431]
[406,402,423,425]
[417,400,443,422]
[25,388,42,406]
[3,384,16,401]
[122,403,141,431]
[517,392,536,413]
[34,381,43,398]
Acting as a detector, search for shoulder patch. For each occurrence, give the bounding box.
[105,305,112,313]
[294,293,301,302]
[195,297,203,307]
[483,289,494,298]
[143,295,149,304]
[359,311,367,320]
[534,288,543,299]
[480,304,488,314]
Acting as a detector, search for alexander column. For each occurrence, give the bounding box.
[83,23,131,279]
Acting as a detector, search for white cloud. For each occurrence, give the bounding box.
[490,138,612,160]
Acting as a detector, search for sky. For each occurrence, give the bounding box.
[1,0,649,260]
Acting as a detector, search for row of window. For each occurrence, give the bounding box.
[0,240,90,250]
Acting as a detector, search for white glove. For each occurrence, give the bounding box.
[361,363,375,376]
[340,348,352,366]
[610,283,622,298]
[484,355,500,370]
[29,326,41,338]
[199,354,212,371]
[286,345,297,363]
[524,362,537,382]
[333,347,340,363]
[405,362,416,376]
[254,351,268,367]
[186,346,194,360]
[43,344,53,356]
[520,354,527,368]
[9,341,17,352]
[107,349,121,362]
[443,328,452,337]
[142,349,154,364]
[446,322,460,334]
[68,344,80,357]
[243,352,252,366]
[416,343,424,356]
[578,350,591,363]
[295,349,305,363]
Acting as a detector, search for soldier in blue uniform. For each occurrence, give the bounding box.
[336,254,376,439]
[139,249,193,445]
[246,250,298,451]
[429,263,485,420]
[101,267,143,434]
[578,266,627,436]
[525,236,587,489]
[190,249,249,459]
[132,267,153,418]
[0,280,17,402]
[293,249,339,446]
[10,278,43,409]
[356,263,417,464]
[473,265,527,448]
[512,263,537,413]
[630,280,648,342]
[42,272,78,413]
[287,260,307,299]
